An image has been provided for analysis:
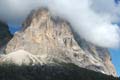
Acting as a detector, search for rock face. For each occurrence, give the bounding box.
[5,8,116,76]
[0,21,12,52]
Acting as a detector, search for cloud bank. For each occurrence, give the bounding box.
[0,0,120,48]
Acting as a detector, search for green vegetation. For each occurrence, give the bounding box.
[0,63,119,80]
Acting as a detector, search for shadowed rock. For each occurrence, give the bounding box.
[0,21,12,53]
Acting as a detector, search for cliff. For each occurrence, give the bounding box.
[2,8,117,76]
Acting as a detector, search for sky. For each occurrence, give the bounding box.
[0,0,120,76]
[109,49,120,76]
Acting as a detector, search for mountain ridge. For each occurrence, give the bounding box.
[0,8,117,76]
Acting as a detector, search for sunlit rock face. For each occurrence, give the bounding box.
[5,8,117,76]
[0,21,12,52]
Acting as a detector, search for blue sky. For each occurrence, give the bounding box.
[109,49,120,76]
[8,24,21,34]
[112,0,120,75]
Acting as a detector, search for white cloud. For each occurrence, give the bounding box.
[91,0,120,23]
[0,0,120,48]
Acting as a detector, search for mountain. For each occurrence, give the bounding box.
[1,8,117,76]
[0,21,12,54]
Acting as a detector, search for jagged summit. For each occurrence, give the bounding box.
[0,8,116,76]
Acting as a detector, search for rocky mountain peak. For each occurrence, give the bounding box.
[3,8,117,76]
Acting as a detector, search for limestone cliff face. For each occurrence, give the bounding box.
[0,21,12,52]
[5,8,116,76]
